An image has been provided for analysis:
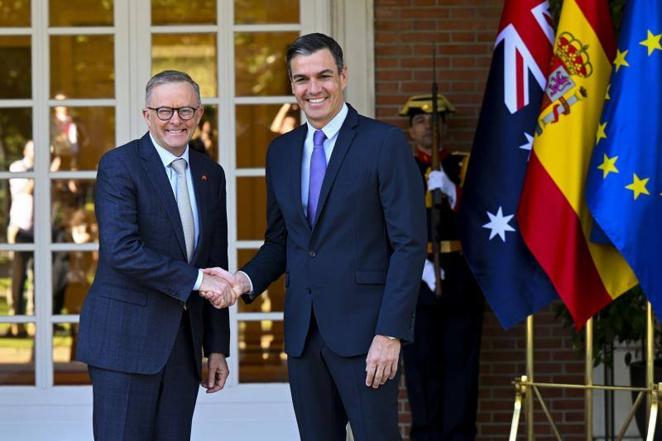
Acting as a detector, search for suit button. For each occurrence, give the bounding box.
[309,250,316,257]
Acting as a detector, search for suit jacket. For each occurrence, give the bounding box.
[77,133,229,375]
[242,105,426,358]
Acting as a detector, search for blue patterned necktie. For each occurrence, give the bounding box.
[307,129,327,226]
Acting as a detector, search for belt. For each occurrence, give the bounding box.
[427,240,462,254]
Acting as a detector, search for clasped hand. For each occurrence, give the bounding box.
[198,267,250,309]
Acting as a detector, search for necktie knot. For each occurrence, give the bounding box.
[171,158,188,176]
[313,130,326,148]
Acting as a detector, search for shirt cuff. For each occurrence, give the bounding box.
[236,270,254,295]
[193,269,204,291]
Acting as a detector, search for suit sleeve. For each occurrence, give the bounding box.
[95,152,198,301]
[240,143,288,300]
[375,127,427,342]
[203,166,230,356]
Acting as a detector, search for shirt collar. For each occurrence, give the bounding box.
[149,133,190,168]
[306,103,348,140]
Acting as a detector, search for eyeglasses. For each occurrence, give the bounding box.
[146,106,199,121]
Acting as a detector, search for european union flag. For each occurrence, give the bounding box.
[586,0,661,316]
[460,0,559,328]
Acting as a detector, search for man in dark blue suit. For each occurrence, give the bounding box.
[207,34,426,440]
[77,70,236,441]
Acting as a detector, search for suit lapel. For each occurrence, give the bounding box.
[312,106,358,227]
[289,125,310,229]
[138,134,188,260]
[189,152,208,263]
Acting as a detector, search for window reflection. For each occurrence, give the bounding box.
[234,32,298,96]
[52,179,97,244]
[151,0,215,25]
[50,35,114,99]
[0,0,30,27]
[49,0,113,27]
[0,107,32,172]
[53,323,89,385]
[0,323,34,385]
[152,34,217,97]
[190,105,218,161]
[238,320,287,383]
[49,106,115,171]
[236,177,266,240]
[0,248,34,325]
[236,103,300,168]
[237,249,284,313]
[235,0,299,24]
[52,251,97,316]
[0,36,31,99]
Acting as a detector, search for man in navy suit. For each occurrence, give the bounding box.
[77,70,236,441]
[207,34,426,440]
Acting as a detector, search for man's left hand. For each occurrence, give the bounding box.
[365,335,400,389]
[201,352,228,393]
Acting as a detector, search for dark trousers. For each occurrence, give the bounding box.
[403,306,483,441]
[288,315,402,441]
[10,228,33,317]
[88,313,199,441]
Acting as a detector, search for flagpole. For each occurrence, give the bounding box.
[527,315,535,440]
[647,302,654,421]
[585,318,593,441]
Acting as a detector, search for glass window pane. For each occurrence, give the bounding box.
[0,323,35,385]
[53,323,89,385]
[50,106,115,171]
[235,0,299,24]
[152,34,217,97]
[235,32,298,96]
[0,108,32,171]
[238,320,286,383]
[52,179,97,243]
[0,251,34,318]
[237,249,283,313]
[49,0,113,27]
[151,0,216,25]
[0,0,30,27]
[0,36,30,98]
[236,177,265,241]
[52,251,97,315]
[191,105,218,161]
[236,103,300,168]
[50,35,114,99]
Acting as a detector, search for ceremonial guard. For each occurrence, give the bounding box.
[400,95,484,440]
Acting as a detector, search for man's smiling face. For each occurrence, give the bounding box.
[289,48,347,129]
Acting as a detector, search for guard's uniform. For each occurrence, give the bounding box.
[400,96,484,441]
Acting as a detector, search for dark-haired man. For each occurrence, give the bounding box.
[77,70,235,440]
[207,33,426,440]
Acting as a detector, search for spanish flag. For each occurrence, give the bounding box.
[518,0,638,328]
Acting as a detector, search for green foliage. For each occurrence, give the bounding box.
[556,286,662,366]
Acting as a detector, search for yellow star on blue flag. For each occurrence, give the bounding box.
[587,0,662,317]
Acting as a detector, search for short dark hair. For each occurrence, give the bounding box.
[145,70,201,106]
[286,33,344,78]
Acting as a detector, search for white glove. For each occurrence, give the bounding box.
[421,259,445,292]
[428,170,457,209]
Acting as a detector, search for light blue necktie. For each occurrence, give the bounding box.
[307,129,327,226]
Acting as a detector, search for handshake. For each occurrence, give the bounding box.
[198,267,252,309]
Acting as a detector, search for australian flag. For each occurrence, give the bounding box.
[586,0,662,318]
[460,0,559,328]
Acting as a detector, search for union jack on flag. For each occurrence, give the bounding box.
[460,0,559,328]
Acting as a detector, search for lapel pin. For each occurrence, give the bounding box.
[201,175,207,181]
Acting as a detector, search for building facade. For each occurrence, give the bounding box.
[0,1,597,440]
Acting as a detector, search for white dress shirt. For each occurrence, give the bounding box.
[150,134,203,290]
[300,103,349,217]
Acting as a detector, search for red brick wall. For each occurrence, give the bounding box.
[373,1,587,439]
